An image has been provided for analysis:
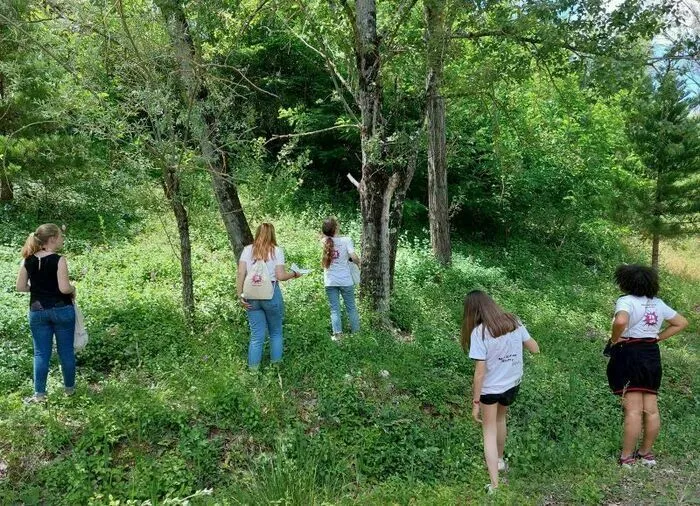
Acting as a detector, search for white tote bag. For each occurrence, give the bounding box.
[349,261,361,286]
[243,260,274,300]
[74,305,89,352]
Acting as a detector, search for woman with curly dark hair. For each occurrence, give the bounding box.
[609,264,688,468]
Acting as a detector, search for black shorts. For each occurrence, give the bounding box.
[480,384,520,406]
[607,339,661,396]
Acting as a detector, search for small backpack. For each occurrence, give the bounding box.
[243,259,274,300]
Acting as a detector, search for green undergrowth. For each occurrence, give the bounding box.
[0,207,698,505]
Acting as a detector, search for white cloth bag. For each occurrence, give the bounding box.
[74,305,89,352]
[243,260,274,300]
[349,262,361,286]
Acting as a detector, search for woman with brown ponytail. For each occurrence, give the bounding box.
[15,224,77,402]
[321,217,360,340]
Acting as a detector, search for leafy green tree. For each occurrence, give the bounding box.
[628,69,700,269]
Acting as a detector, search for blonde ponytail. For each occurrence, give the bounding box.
[21,224,61,258]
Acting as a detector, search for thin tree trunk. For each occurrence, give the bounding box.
[162,164,195,321]
[156,0,252,259]
[1,71,14,201]
[0,168,13,201]
[651,170,662,270]
[389,147,417,288]
[424,0,451,265]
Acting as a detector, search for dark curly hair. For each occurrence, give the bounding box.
[614,264,659,298]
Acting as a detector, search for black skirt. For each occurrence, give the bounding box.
[607,339,662,395]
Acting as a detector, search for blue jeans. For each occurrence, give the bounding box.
[246,283,284,368]
[326,285,360,334]
[28,304,76,394]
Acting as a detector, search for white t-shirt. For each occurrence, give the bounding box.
[614,295,677,339]
[469,323,532,395]
[322,236,355,287]
[239,245,285,282]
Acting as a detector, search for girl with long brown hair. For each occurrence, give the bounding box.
[320,217,360,339]
[462,290,539,492]
[236,223,301,368]
[15,224,77,402]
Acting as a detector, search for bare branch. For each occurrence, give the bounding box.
[203,63,279,98]
[280,14,360,122]
[263,123,359,145]
[382,0,420,49]
[347,172,360,189]
[238,0,272,38]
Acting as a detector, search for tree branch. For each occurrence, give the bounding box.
[263,124,359,145]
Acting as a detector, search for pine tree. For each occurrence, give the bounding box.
[628,69,700,270]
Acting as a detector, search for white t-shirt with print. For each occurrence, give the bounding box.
[322,236,355,287]
[469,324,532,395]
[614,295,676,339]
[239,245,285,282]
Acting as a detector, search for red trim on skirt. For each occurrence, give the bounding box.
[612,387,658,396]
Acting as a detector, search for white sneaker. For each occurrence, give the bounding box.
[498,458,508,472]
[485,483,498,494]
[331,333,343,342]
[635,451,657,467]
[23,394,47,405]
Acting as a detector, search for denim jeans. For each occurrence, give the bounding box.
[325,285,360,334]
[246,283,284,368]
[28,304,76,394]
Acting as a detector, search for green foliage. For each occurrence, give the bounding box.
[627,69,700,240]
[1,0,699,504]
[1,193,698,503]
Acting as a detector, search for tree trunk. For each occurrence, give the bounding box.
[355,0,389,316]
[162,164,195,321]
[156,0,252,259]
[389,148,417,288]
[424,0,451,265]
[0,168,13,201]
[651,232,660,271]
[651,170,662,270]
[352,0,416,317]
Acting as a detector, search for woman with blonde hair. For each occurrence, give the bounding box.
[15,224,77,402]
[320,217,360,339]
[236,223,301,369]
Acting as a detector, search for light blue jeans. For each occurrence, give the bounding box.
[246,283,284,368]
[28,304,76,395]
[325,285,360,334]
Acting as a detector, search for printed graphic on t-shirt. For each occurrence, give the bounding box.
[643,310,659,327]
[332,249,340,260]
[499,353,518,365]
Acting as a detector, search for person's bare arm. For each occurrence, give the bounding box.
[472,360,486,423]
[57,257,76,295]
[16,262,30,292]
[658,313,689,341]
[524,338,540,353]
[611,311,629,344]
[236,261,251,309]
[349,252,361,264]
[275,264,300,282]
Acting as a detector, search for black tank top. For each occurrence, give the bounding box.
[24,254,73,308]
